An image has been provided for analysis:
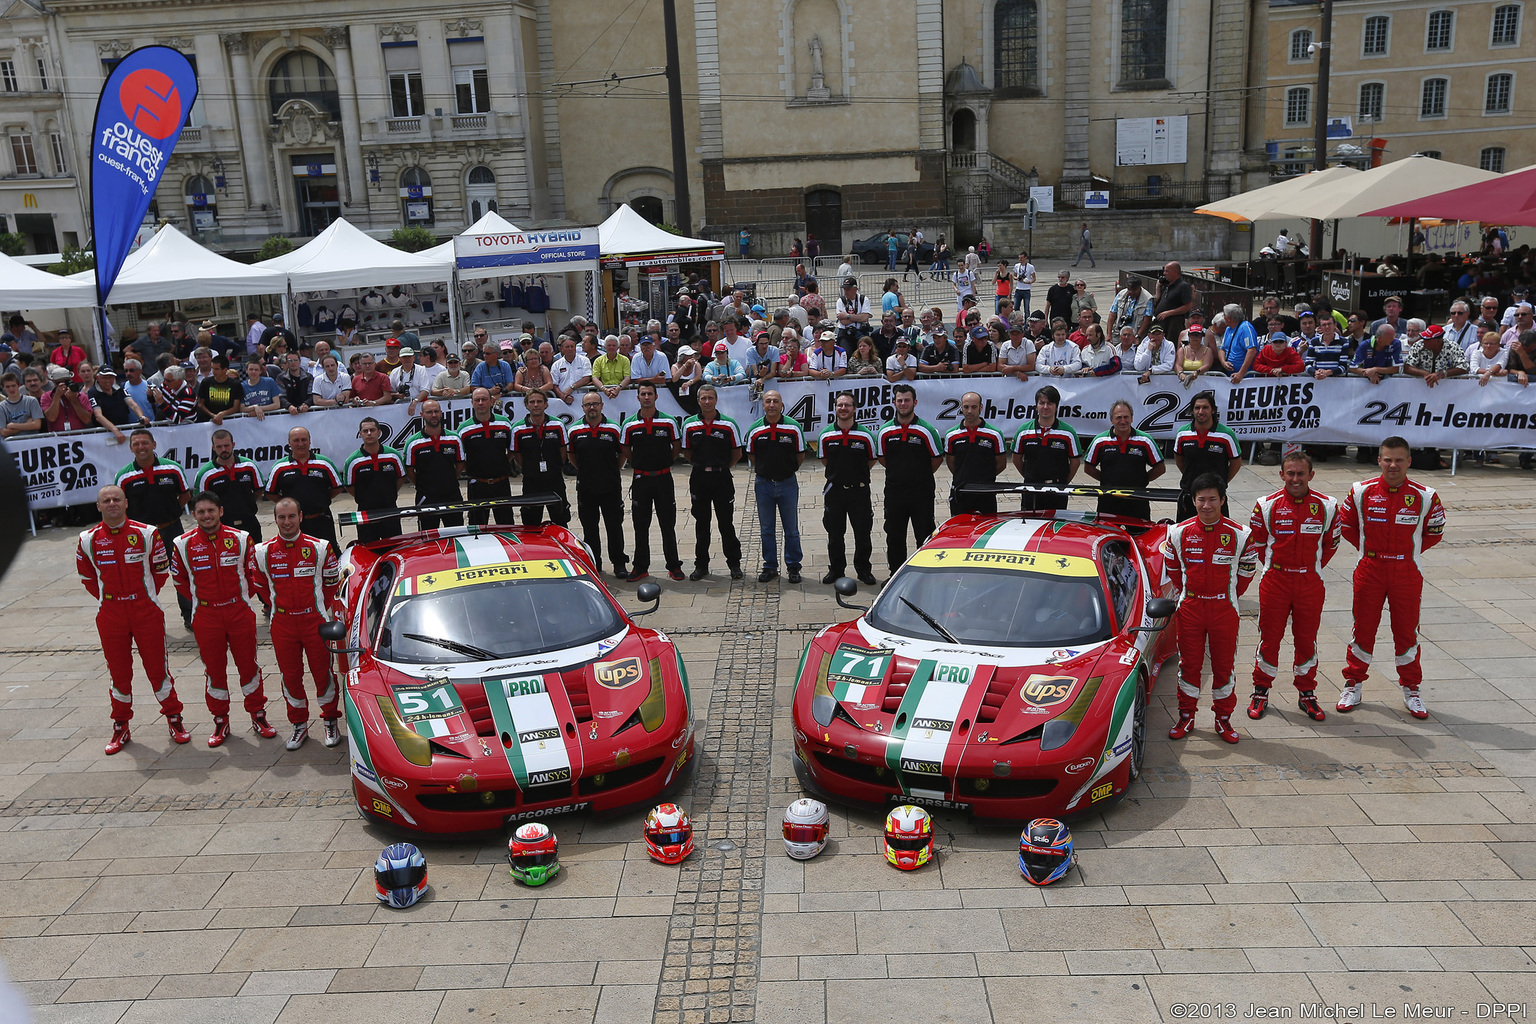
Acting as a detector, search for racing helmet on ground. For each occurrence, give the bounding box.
[1018,817,1075,885]
[782,798,830,860]
[882,804,934,870]
[507,821,560,886]
[374,843,428,907]
[645,803,694,864]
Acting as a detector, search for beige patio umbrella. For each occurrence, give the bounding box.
[1194,166,1361,222]
[1257,154,1500,221]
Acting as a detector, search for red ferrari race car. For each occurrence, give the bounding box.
[323,499,696,835]
[791,483,1181,824]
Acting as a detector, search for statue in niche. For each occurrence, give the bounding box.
[807,34,830,100]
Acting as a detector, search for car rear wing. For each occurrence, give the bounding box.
[338,494,565,528]
[955,482,1185,504]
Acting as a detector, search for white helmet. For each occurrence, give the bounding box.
[781,798,830,860]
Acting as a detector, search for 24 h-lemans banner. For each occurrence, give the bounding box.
[9,376,1536,510]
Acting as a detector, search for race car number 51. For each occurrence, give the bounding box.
[393,683,463,722]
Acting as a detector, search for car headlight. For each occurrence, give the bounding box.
[806,650,835,726]
[375,694,432,767]
[638,658,666,732]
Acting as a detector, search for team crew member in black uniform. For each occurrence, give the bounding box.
[746,390,806,584]
[942,392,1009,517]
[195,429,265,540]
[343,417,407,542]
[681,384,744,581]
[876,384,942,576]
[511,389,570,526]
[1084,399,1165,519]
[265,426,344,551]
[568,391,628,576]
[621,383,684,582]
[1011,385,1082,511]
[455,387,515,526]
[815,393,879,585]
[116,429,193,626]
[401,399,464,530]
[1171,392,1242,521]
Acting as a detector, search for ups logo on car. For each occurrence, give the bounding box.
[1020,674,1076,708]
[595,657,644,690]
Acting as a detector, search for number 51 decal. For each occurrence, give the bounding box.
[393,682,464,723]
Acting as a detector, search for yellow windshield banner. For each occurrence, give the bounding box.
[396,559,586,596]
[906,547,1098,577]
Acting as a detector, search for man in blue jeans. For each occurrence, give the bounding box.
[746,390,805,583]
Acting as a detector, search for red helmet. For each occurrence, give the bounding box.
[881,804,934,870]
[644,803,694,864]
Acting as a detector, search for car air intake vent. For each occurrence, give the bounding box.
[456,683,497,738]
[563,669,594,723]
[881,680,908,714]
[976,677,1016,724]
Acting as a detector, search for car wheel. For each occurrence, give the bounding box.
[1127,674,1147,781]
[862,251,881,265]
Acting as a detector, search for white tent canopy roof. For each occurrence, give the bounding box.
[0,251,95,307]
[1194,166,1362,223]
[1258,155,1502,221]
[72,224,287,304]
[597,204,724,261]
[256,217,453,290]
[423,210,525,264]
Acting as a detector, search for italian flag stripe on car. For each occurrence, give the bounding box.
[883,660,984,793]
[482,675,574,792]
[455,534,518,568]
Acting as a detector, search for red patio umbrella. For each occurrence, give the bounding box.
[1361,164,1536,225]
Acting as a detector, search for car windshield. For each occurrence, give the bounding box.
[867,566,1110,647]
[378,577,623,664]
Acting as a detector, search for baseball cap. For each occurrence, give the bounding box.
[895,337,911,346]
[385,338,401,347]
[398,347,415,356]
[0,344,10,355]
[1148,324,1165,335]
[447,353,461,363]
[1421,324,1445,339]
[1187,324,1205,336]
[47,365,71,382]
[519,333,534,343]
[1269,331,1289,343]
[843,277,858,288]
[1029,310,1046,321]
[272,313,284,323]
[751,304,765,314]
[500,339,516,351]
[969,326,989,341]
[818,330,835,342]
[678,345,696,357]
[714,342,729,353]
[640,334,655,344]
[96,365,117,377]
[1009,323,1025,334]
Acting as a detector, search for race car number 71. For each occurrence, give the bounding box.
[833,648,890,680]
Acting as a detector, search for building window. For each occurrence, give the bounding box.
[1358,82,1385,122]
[1289,28,1313,62]
[1485,72,1513,114]
[0,60,16,92]
[383,43,424,118]
[184,174,217,232]
[1492,4,1521,45]
[9,134,37,174]
[1480,147,1507,173]
[1417,150,1442,159]
[1284,86,1311,127]
[995,0,1040,91]
[399,166,433,225]
[48,132,66,175]
[1120,0,1168,86]
[448,38,490,114]
[35,58,48,90]
[466,165,497,221]
[1420,77,1448,118]
[1426,10,1454,50]
[1363,15,1390,56]
[268,51,339,119]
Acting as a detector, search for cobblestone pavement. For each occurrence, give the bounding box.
[6,448,1536,1024]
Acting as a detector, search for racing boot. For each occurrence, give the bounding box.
[1168,711,1196,740]
[166,714,191,745]
[323,719,344,747]
[208,716,231,748]
[1402,687,1429,720]
[105,721,130,756]
[1247,689,1269,720]
[1336,684,1363,713]
[251,710,278,739]
[729,563,744,581]
[1297,691,1327,722]
[286,722,310,751]
[689,564,710,582]
[1213,716,1240,744]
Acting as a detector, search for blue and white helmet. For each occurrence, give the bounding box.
[1018,818,1074,886]
[374,843,428,908]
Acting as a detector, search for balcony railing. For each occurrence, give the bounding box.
[450,113,487,131]
[386,117,422,134]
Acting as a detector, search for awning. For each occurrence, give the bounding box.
[1360,164,1536,227]
[0,251,96,307]
[597,204,725,268]
[1194,167,1361,222]
[72,224,286,303]
[1258,154,1501,221]
[254,218,453,290]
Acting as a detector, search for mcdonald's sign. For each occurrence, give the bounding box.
[22,193,37,208]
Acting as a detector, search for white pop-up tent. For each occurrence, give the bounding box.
[71,224,287,303]
[0,251,96,307]
[254,217,454,289]
[423,210,525,265]
[597,204,725,268]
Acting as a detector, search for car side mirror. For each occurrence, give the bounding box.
[633,582,662,617]
[834,577,868,613]
[319,619,364,654]
[1145,598,1178,620]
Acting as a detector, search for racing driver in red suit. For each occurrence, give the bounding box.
[1336,435,1447,720]
[250,496,343,750]
[1160,472,1257,744]
[76,484,190,754]
[1246,450,1340,722]
[169,490,276,746]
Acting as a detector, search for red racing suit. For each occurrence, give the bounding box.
[76,519,183,723]
[250,533,341,724]
[1339,475,1446,690]
[1248,487,1340,691]
[1160,516,1256,716]
[169,524,266,717]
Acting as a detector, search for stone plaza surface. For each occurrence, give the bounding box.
[5,431,1536,1022]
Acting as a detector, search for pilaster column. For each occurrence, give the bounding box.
[1059,0,1091,200]
[325,27,367,211]
[220,32,273,209]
